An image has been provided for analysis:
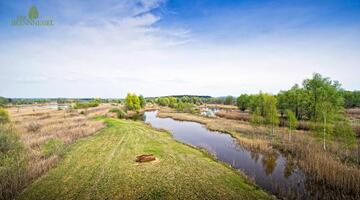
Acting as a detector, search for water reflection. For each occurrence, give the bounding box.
[284,158,296,179]
[144,111,307,199]
[261,152,279,176]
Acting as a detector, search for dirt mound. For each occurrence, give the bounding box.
[135,154,156,163]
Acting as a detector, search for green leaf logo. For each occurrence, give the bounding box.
[28,5,39,20]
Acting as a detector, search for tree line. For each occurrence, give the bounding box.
[235,73,356,149]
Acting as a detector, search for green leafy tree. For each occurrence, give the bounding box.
[224,96,234,105]
[277,84,310,120]
[236,94,250,111]
[342,90,360,108]
[263,94,279,135]
[303,73,343,121]
[139,95,146,108]
[286,110,297,141]
[156,97,170,106]
[168,97,178,108]
[250,107,263,126]
[125,93,141,111]
[0,97,9,108]
[181,96,190,103]
[303,73,344,149]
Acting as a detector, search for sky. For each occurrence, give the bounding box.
[0,0,359,98]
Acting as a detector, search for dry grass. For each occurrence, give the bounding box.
[157,108,360,197]
[7,104,116,184]
[215,110,251,121]
[200,104,238,110]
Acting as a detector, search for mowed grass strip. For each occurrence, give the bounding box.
[18,118,273,200]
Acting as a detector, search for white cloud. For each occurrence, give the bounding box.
[0,0,359,98]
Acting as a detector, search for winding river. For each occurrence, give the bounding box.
[144,111,310,199]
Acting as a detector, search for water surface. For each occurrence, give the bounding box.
[144,111,307,199]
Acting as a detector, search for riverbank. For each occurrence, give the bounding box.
[18,118,274,200]
[157,107,360,199]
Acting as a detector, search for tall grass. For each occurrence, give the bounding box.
[2,104,114,198]
[0,125,27,200]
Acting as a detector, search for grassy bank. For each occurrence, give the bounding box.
[157,108,360,197]
[18,118,273,200]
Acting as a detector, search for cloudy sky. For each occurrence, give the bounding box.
[0,0,359,98]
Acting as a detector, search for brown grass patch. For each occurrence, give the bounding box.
[215,110,251,121]
[6,104,117,190]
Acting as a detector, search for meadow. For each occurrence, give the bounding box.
[17,117,273,200]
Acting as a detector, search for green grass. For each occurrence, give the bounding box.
[41,138,64,157]
[18,118,273,200]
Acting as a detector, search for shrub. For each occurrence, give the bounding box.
[176,102,197,113]
[0,108,10,124]
[333,117,356,145]
[116,109,126,119]
[224,96,234,105]
[26,121,41,132]
[73,100,99,109]
[41,138,64,157]
[110,108,126,119]
[0,125,27,200]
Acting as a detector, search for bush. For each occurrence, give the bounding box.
[73,100,99,109]
[26,121,41,132]
[224,96,234,105]
[333,117,356,145]
[176,102,197,114]
[41,138,64,157]
[110,108,126,119]
[0,125,27,200]
[0,108,10,124]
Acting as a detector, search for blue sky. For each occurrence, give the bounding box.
[0,0,359,98]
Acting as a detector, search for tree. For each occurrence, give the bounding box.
[277,84,310,120]
[303,73,343,121]
[342,90,360,108]
[250,107,263,126]
[0,97,9,107]
[224,96,234,105]
[124,93,141,111]
[156,97,170,106]
[139,95,146,108]
[286,110,297,141]
[181,96,190,103]
[263,94,279,135]
[303,73,344,150]
[236,94,250,111]
[168,97,178,108]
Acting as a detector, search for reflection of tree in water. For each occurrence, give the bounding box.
[261,152,279,176]
[283,157,296,178]
[250,151,260,163]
